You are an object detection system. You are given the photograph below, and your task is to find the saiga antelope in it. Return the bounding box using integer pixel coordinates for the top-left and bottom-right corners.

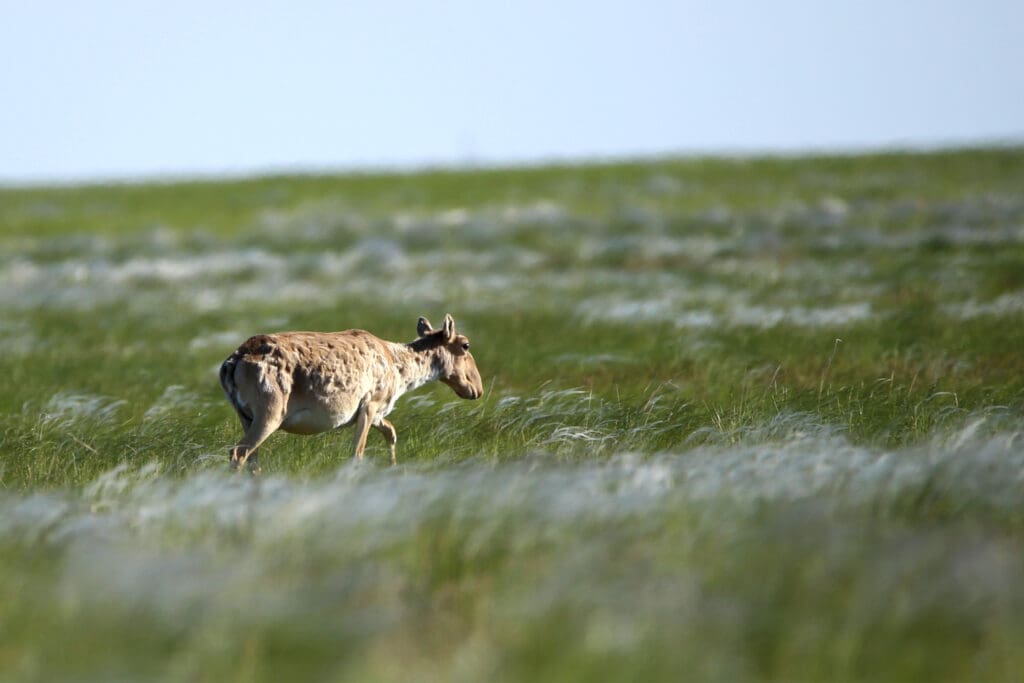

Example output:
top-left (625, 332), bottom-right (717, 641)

top-left (219, 314), bottom-right (483, 472)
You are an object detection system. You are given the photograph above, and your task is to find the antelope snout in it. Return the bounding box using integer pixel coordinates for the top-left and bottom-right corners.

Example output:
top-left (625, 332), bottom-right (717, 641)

top-left (459, 385), bottom-right (482, 400)
top-left (449, 378), bottom-right (483, 400)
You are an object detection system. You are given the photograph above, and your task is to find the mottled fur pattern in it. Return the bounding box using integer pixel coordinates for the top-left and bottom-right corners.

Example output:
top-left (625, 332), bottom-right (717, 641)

top-left (220, 314), bottom-right (482, 472)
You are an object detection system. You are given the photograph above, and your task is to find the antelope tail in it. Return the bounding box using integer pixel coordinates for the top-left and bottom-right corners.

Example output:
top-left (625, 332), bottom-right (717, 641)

top-left (219, 352), bottom-right (249, 419)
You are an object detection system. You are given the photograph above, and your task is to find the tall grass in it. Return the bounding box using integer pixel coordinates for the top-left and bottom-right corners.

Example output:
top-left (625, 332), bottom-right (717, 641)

top-left (1, 148), bottom-right (1024, 680)
top-left (3, 413), bottom-right (1024, 681)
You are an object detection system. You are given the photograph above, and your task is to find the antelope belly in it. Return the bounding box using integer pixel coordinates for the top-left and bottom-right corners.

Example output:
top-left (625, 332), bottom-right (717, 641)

top-left (280, 408), bottom-right (349, 435)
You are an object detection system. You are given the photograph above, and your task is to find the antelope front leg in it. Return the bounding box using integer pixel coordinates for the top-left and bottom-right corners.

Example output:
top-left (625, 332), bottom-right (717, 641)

top-left (374, 419), bottom-right (398, 465)
top-left (352, 401), bottom-right (378, 461)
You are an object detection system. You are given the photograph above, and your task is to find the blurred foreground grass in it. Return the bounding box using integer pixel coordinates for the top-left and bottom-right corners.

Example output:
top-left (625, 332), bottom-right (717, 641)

top-left (1, 148), bottom-right (1024, 681)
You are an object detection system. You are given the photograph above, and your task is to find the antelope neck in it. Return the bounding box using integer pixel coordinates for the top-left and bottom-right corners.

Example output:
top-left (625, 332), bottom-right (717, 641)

top-left (392, 342), bottom-right (447, 394)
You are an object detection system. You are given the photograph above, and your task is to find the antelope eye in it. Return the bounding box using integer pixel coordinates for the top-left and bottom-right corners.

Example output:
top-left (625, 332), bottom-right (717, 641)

top-left (462, 342), bottom-right (470, 351)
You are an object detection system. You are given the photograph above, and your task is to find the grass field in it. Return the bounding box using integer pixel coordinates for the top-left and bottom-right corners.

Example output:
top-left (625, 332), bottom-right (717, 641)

top-left (2, 148), bottom-right (1024, 681)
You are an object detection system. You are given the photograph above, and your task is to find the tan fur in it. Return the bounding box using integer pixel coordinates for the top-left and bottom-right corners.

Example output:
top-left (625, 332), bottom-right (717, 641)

top-left (220, 314), bottom-right (483, 472)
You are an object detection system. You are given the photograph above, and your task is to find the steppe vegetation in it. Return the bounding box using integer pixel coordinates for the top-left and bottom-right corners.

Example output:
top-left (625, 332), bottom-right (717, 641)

top-left (1, 148), bottom-right (1023, 681)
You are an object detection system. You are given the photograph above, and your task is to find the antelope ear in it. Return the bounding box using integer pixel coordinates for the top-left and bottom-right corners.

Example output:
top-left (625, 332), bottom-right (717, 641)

top-left (417, 317), bottom-right (433, 337)
top-left (442, 314), bottom-right (456, 341)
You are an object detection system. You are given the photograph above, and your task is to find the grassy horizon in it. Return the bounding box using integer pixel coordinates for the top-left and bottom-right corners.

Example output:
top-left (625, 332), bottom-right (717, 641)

top-left (2, 147), bottom-right (1024, 681)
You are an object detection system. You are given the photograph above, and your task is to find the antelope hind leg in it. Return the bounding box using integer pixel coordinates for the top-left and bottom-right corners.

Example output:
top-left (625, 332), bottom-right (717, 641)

top-left (230, 398), bottom-right (284, 473)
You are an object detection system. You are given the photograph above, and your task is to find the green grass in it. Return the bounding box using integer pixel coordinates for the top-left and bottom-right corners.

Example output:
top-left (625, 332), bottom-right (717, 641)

top-left (1, 147), bottom-right (1024, 681)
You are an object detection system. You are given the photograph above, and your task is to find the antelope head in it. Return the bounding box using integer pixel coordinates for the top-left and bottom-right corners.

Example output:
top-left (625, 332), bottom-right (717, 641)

top-left (416, 314), bottom-right (483, 400)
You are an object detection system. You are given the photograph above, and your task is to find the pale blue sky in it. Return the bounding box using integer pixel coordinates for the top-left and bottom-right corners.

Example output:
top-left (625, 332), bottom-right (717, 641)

top-left (2, 1), bottom-right (1022, 182)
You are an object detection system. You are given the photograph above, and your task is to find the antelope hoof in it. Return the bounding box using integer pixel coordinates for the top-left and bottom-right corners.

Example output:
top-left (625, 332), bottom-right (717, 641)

top-left (229, 448), bottom-right (250, 471)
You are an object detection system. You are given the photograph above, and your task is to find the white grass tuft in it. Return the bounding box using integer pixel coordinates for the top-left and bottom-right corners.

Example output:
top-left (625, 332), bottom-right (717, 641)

top-left (143, 385), bottom-right (206, 421)
top-left (942, 290), bottom-right (1024, 319)
top-left (41, 392), bottom-right (126, 427)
